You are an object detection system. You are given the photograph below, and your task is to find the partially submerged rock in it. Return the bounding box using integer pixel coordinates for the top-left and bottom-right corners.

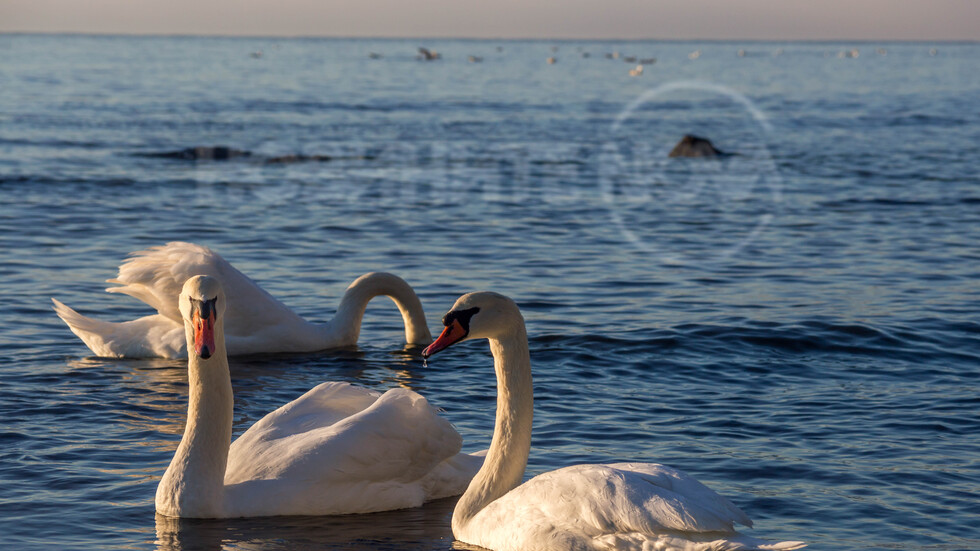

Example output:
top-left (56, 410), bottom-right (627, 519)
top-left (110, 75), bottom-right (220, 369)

top-left (264, 154), bottom-right (378, 164)
top-left (264, 154), bottom-right (336, 164)
top-left (138, 147), bottom-right (378, 164)
top-left (142, 146), bottom-right (252, 161)
top-left (668, 135), bottom-right (725, 158)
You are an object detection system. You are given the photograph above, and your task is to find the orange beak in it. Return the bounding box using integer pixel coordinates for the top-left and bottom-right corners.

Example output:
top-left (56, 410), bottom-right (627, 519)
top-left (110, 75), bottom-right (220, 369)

top-left (192, 308), bottom-right (216, 359)
top-left (422, 320), bottom-right (467, 358)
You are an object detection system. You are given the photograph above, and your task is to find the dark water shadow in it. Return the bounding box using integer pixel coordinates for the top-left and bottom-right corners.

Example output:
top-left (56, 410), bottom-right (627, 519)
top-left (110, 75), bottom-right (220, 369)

top-left (154, 496), bottom-right (460, 550)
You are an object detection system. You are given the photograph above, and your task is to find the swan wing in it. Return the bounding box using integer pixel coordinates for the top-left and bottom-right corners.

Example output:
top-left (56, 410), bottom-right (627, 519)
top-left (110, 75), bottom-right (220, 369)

top-left (466, 463), bottom-right (803, 551)
top-left (106, 241), bottom-right (307, 335)
top-left (223, 382), bottom-right (468, 515)
top-left (605, 462), bottom-right (754, 529)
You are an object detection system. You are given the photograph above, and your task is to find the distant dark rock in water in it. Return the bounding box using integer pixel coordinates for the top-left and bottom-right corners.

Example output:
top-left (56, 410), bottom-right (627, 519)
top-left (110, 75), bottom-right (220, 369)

top-left (368, 52), bottom-right (382, 59)
top-left (142, 146), bottom-right (252, 161)
top-left (264, 153), bottom-right (376, 164)
top-left (668, 135), bottom-right (726, 158)
top-left (265, 154), bottom-right (335, 164)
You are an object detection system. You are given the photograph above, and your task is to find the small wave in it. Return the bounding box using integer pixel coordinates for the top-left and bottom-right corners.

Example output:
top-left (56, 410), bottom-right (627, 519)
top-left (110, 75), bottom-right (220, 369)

top-left (530, 317), bottom-right (974, 366)
top-left (0, 137), bottom-right (106, 148)
top-left (820, 197), bottom-right (946, 210)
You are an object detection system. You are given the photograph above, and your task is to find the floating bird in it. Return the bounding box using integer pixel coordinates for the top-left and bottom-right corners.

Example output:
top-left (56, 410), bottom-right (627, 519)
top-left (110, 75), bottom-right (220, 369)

top-left (155, 276), bottom-right (482, 518)
top-left (52, 242), bottom-right (431, 358)
top-left (418, 47), bottom-right (440, 60)
top-left (422, 292), bottom-right (806, 551)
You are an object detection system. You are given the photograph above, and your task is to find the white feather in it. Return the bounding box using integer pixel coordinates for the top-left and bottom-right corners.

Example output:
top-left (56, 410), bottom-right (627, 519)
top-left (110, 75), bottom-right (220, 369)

top-left (53, 242), bottom-right (431, 358)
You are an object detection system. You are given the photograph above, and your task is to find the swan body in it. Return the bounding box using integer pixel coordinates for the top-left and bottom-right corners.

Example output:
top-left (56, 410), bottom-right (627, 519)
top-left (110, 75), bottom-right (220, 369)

top-left (155, 275), bottom-right (481, 518)
top-left (422, 292), bottom-right (805, 551)
top-left (52, 242), bottom-right (431, 358)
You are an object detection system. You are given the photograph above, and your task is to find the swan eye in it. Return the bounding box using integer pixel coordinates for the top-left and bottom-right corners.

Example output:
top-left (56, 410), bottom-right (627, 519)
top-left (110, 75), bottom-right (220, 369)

top-left (442, 307), bottom-right (479, 329)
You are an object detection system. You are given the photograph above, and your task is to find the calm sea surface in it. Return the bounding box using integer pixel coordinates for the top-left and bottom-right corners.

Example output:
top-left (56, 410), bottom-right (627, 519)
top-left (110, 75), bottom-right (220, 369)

top-left (1, 35), bottom-right (978, 550)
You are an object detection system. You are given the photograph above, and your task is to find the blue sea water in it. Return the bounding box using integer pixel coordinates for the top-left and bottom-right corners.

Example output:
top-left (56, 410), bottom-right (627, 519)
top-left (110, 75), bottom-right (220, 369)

top-left (0, 34), bottom-right (978, 550)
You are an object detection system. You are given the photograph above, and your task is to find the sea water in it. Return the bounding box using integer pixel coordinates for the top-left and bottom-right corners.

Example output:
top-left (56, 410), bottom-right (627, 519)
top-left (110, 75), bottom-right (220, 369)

top-left (0, 35), bottom-right (978, 550)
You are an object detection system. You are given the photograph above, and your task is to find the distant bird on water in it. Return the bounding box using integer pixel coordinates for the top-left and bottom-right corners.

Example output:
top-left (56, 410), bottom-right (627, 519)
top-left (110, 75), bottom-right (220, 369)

top-left (418, 47), bottom-right (440, 60)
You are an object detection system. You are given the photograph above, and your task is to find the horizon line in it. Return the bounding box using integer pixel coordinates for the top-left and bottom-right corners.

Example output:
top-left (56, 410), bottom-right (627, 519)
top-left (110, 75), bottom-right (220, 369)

top-left (1, 30), bottom-right (976, 44)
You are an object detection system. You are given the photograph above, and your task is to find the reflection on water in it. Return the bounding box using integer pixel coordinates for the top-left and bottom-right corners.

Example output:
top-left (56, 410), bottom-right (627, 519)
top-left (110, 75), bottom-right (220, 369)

top-left (155, 497), bottom-right (459, 551)
top-left (66, 357), bottom-right (190, 441)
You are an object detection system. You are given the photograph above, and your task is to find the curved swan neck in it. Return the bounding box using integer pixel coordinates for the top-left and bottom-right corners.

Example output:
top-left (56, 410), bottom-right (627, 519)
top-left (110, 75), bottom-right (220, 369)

top-left (453, 324), bottom-right (533, 533)
top-left (327, 272), bottom-right (432, 345)
top-left (156, 322), bottom-right (232, 518)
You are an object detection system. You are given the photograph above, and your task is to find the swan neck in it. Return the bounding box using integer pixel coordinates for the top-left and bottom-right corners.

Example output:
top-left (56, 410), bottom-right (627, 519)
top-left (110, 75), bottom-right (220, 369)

top-left (453, 327), bottom-right (533, 533)
top-left (328, 272), bottom-right (431, 346)
top-left (156, 323), bottom-right (232, 517)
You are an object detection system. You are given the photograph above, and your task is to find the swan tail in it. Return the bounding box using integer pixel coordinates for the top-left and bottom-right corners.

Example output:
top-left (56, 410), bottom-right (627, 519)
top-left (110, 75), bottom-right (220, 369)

top-left (52, 298), bottom-right (123, 357)
top-left (51, 298), bottom-right (184, 359)
top-left (713, 534), bottom-right (806, 551)
top-left (595, 532), bottom-right (806, 551)
top-left (421, 449), bottom-right (487, 501)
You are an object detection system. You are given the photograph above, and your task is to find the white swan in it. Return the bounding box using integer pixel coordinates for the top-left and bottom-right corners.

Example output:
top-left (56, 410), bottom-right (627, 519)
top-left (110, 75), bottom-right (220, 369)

top-left (422, 292), bottom-right (805, 551)
top-left (155, 275), bottom-right (482, 518)
top-left (52, 242), bottom-right (431, 358)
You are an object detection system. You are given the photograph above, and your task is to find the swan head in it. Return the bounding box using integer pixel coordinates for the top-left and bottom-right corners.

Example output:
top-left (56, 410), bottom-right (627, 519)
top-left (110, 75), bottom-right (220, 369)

top-left (178, 275), bottom-right (226, 360)
top-left (422, 292), bottom-right (523, 357)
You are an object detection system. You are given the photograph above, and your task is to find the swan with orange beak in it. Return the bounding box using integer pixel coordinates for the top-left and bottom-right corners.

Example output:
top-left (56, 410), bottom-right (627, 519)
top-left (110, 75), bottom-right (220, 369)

top-left (419, 292), bottom-right (804, 551)
top-left (156, 275), bottom-right (483, 519)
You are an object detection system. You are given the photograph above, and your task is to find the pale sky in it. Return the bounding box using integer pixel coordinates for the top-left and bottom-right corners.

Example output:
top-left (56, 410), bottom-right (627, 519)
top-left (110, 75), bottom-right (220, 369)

top-left (1, 0), bottom-right (978, 41)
